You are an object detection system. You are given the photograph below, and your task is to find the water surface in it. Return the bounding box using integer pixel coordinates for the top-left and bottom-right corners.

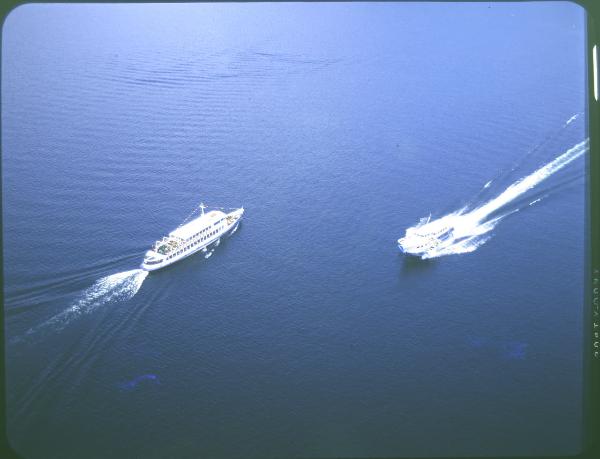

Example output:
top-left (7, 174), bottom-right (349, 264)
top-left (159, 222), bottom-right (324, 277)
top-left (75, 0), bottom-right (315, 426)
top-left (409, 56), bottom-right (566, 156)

top-left (2, 3), bottom-right (588, 458)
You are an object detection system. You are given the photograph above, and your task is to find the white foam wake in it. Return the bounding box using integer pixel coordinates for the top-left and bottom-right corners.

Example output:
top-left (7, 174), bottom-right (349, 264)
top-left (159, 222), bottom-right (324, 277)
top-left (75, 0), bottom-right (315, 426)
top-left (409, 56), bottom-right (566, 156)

top-left (566, 113), bottom-right (579, 125)
top-left (398, 138), bottom-right (589, 259)
top-left (19, 269), bottom-right (148, 341)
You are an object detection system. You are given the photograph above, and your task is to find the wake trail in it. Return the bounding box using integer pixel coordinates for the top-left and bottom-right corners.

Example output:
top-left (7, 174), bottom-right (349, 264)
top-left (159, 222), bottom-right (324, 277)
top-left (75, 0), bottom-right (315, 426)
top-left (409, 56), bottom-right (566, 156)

top-left (500, 169), bottom-right (584, 212)
top-left (468, 139), bottom-right (587, 222)
top-left (12, 269), bottom-right (148, 344)
top-left (468, 112), bottom-right (584, 205)
top-left (566, 113), bottom-right (580, 125)
top-left (398, 138), bottom-right (589, 259)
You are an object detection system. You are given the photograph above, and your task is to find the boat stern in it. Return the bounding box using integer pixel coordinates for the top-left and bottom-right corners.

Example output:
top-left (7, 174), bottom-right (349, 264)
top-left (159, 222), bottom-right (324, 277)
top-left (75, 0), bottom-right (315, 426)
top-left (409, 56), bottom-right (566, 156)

top-left (141, 250), bottom-right (165, 271)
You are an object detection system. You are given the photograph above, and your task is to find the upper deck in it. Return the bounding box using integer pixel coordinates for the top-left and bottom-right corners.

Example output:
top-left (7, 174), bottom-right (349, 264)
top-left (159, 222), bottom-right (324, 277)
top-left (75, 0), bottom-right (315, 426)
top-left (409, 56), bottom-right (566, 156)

top-left (169, 210), bottom-right (226, 241)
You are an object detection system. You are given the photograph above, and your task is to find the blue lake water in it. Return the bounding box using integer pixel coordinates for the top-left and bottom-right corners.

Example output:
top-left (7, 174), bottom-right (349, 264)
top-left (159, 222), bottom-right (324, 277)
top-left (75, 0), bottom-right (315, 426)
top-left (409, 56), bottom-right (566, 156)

top-left (2, 2), bottom-right (589, 458)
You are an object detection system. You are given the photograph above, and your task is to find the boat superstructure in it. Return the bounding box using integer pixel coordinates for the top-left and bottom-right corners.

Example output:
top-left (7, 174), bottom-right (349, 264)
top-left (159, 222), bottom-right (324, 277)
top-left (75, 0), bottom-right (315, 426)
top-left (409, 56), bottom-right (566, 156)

top-left (141, 203), bottom-right (244, 271)
top-left (397, 214), bottom-right (455, 257)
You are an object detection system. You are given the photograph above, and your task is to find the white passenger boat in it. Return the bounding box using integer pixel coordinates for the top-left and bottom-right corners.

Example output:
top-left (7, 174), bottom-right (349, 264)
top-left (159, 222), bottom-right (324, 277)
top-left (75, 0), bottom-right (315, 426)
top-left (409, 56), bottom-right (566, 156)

top-left (397, 214), bottom-right (453, 257)
top-left (141, 203), bottom-right (244, 271)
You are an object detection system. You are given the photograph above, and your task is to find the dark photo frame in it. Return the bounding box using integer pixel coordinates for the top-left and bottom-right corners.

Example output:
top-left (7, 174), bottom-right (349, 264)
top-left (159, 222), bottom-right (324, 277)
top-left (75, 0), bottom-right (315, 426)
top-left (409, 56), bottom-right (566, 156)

top-left (1, 1), bottom-right (599, 458)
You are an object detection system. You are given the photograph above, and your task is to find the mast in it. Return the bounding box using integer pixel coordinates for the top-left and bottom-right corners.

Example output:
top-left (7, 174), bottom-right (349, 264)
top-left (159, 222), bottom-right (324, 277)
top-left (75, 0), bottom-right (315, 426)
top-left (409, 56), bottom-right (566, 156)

top-left (199, 202), bottom-right (207, 217)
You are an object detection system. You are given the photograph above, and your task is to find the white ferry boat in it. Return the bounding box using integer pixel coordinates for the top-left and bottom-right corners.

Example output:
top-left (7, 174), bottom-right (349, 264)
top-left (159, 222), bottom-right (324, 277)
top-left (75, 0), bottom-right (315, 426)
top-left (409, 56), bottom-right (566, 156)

top-left (397, 214), bottom-right (453, 257)
top-left (141, 203), bottom-right (244, 271)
